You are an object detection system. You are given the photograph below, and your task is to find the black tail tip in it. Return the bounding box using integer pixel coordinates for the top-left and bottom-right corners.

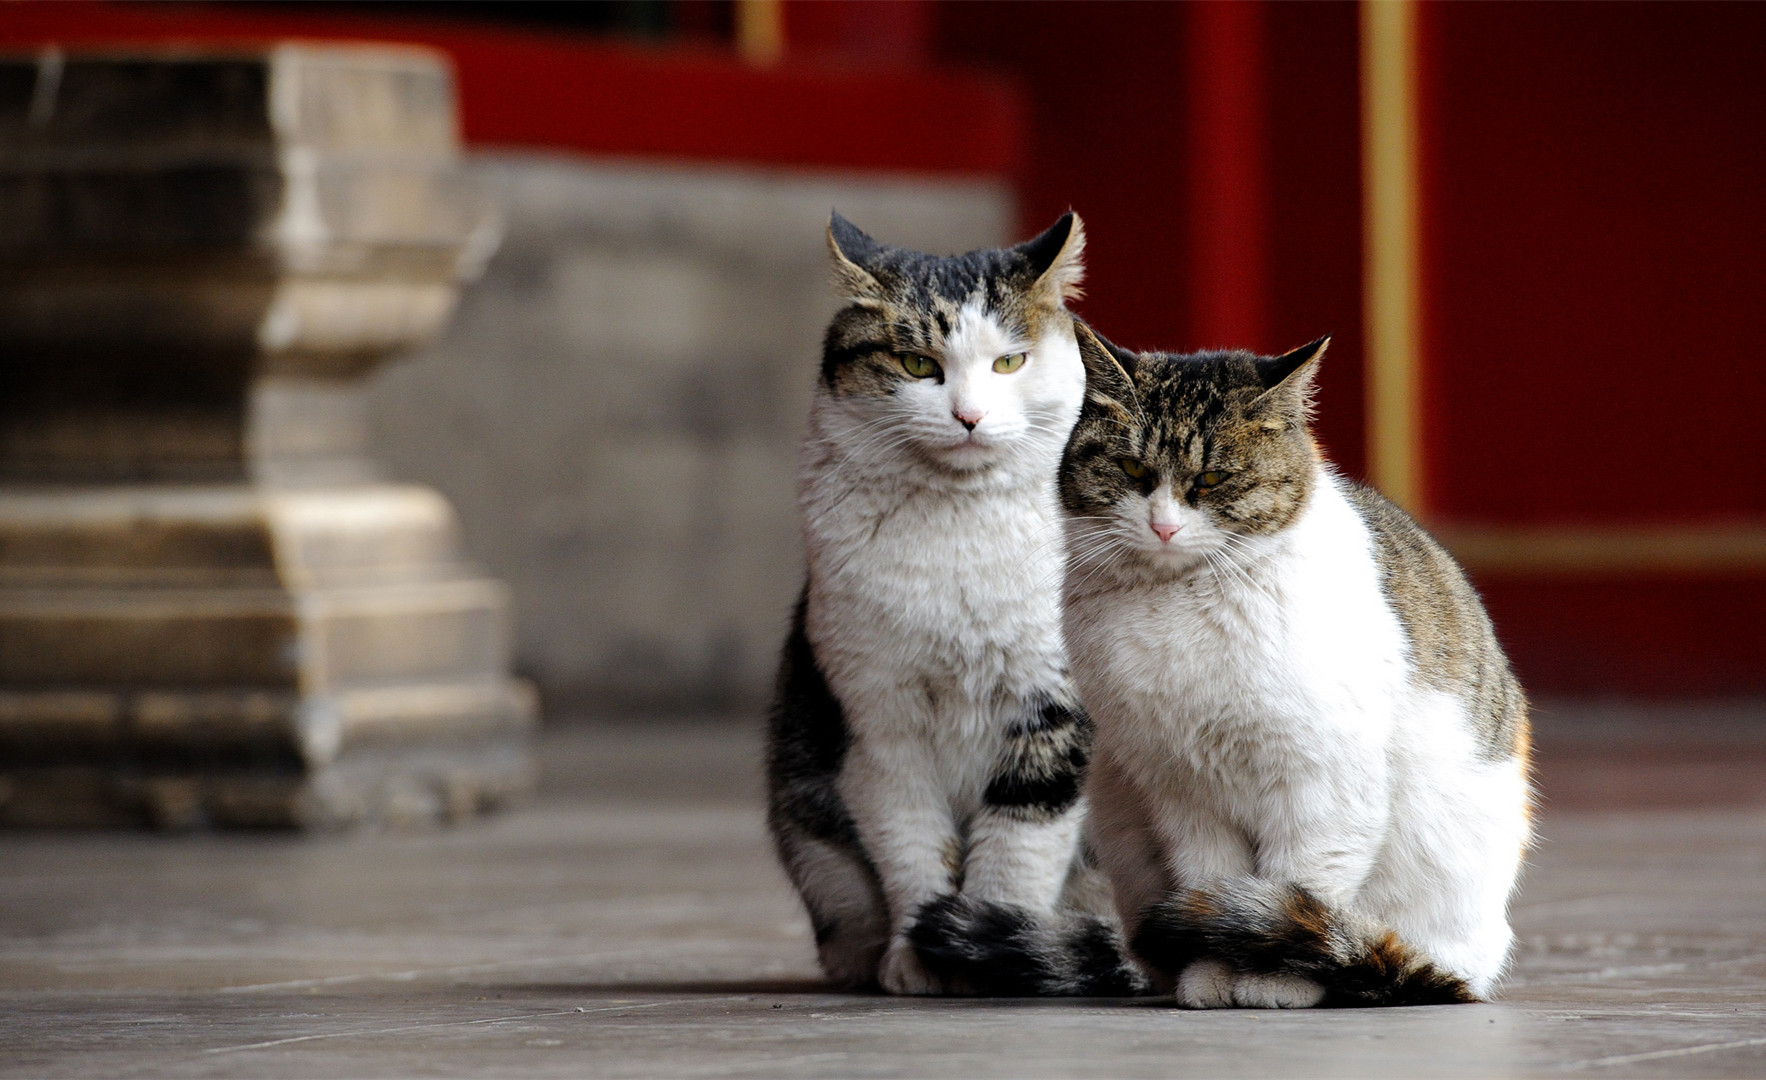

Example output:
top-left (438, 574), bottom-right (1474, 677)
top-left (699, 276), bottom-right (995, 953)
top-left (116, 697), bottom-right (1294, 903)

top-left (907, 895), bottom-right (1043, 996)
top-left (1134, 884), bottom-right (1480, 1008)
top-left (907, 895), bottom-right (1027, 966)
top-left (910, 895), bottom-right (1149, 998)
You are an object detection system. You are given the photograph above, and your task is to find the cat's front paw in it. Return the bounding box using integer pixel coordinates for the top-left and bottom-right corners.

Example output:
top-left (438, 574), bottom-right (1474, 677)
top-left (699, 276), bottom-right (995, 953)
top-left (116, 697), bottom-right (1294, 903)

top-left (878, 937), bottom-right (944, 996)
top-left (1229, 971), bottom-right (1325, 1009)
top-left (1174, 958), bottom-right (1237, 1008)
top-left (1174, 959), bottom-right (1325, 1009)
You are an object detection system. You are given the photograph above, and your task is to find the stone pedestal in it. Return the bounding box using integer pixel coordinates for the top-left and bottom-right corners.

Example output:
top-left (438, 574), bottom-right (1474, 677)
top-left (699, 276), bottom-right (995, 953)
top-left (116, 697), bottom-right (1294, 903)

top-left (0, 46), bottom-right (536, 828)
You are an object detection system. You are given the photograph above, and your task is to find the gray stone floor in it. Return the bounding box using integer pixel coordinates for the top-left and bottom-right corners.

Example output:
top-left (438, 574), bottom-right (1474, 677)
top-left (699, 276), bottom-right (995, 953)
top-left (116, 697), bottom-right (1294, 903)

top-left (3, 710), bottom-right (1765, 1079)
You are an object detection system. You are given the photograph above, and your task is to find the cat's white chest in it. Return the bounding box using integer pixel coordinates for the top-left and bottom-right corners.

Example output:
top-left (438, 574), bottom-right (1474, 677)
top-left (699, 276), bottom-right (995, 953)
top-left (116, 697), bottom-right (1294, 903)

top-left (1065, 486), bottom-right (1409, 791)
top-left (807, 474), bottom-right (1068, 702)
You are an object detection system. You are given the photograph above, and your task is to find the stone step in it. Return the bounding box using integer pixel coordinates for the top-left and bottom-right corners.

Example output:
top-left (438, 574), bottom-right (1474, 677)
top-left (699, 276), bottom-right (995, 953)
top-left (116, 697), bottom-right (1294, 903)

top-left (0, 675), bottom-right (538, 829)
top-left (0, 678), bottom-right (537, 766)
top-left (0, 483), bottom-right (468, 587)
top-left (0, 577), bottom-right (513, 688)
top-left (0, 739), bottom-right (536, 830)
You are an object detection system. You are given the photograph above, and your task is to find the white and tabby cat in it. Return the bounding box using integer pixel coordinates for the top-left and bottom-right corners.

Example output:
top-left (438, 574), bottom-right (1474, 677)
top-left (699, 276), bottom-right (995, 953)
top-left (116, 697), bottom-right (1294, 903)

top-left (766, 212), bottom-right (1134, 996)
top-left (917, 324), bottom-right (1532, 1006)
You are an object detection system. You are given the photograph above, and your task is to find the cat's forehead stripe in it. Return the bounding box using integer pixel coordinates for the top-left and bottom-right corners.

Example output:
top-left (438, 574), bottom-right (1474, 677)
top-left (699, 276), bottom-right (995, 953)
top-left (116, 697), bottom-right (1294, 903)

top-left (945, 299), bottom-right (1018, 358)
top-left (1131, 353), bottom-right (1263, 442)
top-left (864, 244), bottom-right (1039, 322)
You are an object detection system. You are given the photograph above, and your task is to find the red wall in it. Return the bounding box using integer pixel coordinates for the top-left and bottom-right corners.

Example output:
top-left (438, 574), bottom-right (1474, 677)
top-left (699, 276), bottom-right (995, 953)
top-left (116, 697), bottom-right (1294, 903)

top-left (1421, 2), bottom-right (1766, 527)
top-left (1418, 2), bottom-right (1766, 695)
top-left (1261, 3), bottom-right (1367, 483)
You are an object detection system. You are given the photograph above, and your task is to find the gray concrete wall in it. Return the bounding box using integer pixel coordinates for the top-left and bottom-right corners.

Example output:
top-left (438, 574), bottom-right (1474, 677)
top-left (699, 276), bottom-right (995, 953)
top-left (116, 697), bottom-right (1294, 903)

top-left (366, 153), bottom-right (1012, 713)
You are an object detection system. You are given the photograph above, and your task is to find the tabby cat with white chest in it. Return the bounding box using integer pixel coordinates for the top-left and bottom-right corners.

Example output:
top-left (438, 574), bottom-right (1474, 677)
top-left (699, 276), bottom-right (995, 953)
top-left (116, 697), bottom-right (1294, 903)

top-left (916, 324), bottom-right (1532, 1006)
top-left (767, 213), bottom-right (1133, 995)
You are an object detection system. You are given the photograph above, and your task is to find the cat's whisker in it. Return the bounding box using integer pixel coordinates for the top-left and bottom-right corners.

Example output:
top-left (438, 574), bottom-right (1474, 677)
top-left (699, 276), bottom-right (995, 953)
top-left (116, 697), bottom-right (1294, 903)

top-left (1210, 534), bottom-right (1289, 609)
top-left (834, 428), bottom-right (927, 466)
top-left (1056, 532), bottom-right (1118, 575)
top-left (1200, 541), bottom-right (1286, 615)
top-left (1058, 525), bottom-right (1133, 597)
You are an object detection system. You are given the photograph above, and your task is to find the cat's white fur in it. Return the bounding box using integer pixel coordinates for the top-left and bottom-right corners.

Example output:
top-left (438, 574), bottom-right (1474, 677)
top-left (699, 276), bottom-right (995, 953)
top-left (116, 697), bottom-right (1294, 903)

top-left (800, 300), bottom-right (1087, 994)
top-left (1066, 467), bottom-right (1532, 1006)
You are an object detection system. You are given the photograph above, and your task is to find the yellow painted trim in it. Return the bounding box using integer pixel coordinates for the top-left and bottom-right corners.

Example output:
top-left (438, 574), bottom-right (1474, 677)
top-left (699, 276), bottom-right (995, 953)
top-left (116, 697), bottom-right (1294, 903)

top-left (1361, 0), bottom-right (1422, 514)
top-left (736, 0), bottom-right (785, 67)
top-left (1358, 5), bottom-right (1758, 577)
top-left (1435, 524), bottom-right (1766, 575)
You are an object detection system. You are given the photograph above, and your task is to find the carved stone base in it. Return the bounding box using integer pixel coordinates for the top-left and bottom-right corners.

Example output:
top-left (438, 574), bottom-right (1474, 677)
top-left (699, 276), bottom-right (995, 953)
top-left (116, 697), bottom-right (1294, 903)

top-left (0, 46), bottom-right (533, 828)
top-left (0, 697), bottom-right (535, 830)
top-left (0, 483), bottom-right (537, 829)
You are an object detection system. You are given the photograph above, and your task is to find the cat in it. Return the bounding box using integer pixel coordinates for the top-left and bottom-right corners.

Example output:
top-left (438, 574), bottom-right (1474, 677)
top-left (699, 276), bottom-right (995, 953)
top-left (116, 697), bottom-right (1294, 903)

top-left (765, 211), bottom-right (1140, 996)
top-left (915, 323), bottom-right (1532, 1006)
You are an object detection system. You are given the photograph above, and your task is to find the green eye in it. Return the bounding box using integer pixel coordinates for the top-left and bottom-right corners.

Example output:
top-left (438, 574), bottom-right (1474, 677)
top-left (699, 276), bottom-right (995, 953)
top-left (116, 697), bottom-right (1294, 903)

top-left (993, 352), bottom-right (1027, 373)
top-left (1197, 470), bottom-right (1231, 489)
top-left (899, 353), bottom-right (941, 379)
top-left (1120, 459), bottom-right (1148, 479)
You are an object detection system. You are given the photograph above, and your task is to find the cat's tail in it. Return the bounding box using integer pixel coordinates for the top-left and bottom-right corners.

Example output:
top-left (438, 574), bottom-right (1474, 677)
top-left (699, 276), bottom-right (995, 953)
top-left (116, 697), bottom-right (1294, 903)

top-left (908, 895), bottom-right (1152, 997)
top-left (1131, 882), bottom-right (1479, 1007)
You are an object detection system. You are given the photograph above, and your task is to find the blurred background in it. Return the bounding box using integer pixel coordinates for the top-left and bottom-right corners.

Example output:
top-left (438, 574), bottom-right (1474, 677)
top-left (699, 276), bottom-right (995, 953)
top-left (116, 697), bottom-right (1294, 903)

top-left (4, 0), bottom-right (1763, 718)
top-left (5, 8), bottom-right (1763, 1072)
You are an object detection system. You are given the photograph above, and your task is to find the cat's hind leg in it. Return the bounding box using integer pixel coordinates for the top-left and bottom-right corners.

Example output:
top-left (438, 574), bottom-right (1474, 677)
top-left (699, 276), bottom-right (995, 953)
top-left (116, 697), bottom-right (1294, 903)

top-left (1364, 745), bottom-right (1533, 999)
top-left (772, 819), bottom-right (889, 988)
top-left (767, 595), bottom-right (890, 989)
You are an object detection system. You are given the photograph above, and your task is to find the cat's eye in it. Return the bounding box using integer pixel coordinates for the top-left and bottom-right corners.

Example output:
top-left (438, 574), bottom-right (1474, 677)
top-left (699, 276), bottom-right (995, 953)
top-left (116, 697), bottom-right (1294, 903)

top-left (899, 353), bottom-right (941, 379)
top-left (1197, 470), bottom-right (1232, 489)
top-left (1119, 459), bottom-right (1148, 479)
top-left (993, 352), bottom-right (1028, 374)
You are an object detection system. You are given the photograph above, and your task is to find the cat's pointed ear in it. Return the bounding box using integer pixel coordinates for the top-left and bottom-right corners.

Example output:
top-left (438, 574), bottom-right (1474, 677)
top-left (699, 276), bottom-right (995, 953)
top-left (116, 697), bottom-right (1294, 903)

top-left (827, 211), bottom-right (886, 301)
top-left (1074, 320), bottom-right (1138, 410)
top-left (1017, 211), bottom-right (1086, 305)
top-left (1253, 336), bottom-right (1329, 413)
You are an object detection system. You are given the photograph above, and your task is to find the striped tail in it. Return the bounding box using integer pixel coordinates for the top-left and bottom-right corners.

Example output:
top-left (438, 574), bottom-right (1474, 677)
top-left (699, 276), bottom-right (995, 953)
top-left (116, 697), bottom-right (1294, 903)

top-left (908, 895), bottom-right (1151, 997)
top-left (1131, 882), bottom-right (1478, 1007)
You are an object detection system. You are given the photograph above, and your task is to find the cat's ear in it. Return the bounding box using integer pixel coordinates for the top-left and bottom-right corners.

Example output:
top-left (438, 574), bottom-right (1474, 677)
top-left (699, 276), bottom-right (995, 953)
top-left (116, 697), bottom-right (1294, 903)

top-left (1252, 336), bottom-right (1329, 414)
top-left (1074, 320), bottom-right (1138, 411)
top-left (827, 211), bottom-right (886, 301)
top-left (1017, 211), bottom-right (1086, 305)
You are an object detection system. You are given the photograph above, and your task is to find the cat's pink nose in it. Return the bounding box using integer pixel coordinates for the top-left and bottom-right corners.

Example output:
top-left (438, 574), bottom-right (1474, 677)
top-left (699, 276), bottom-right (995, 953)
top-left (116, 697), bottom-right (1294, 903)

top-left (954, 407), bottom-right (985, 431)
top-left (1151, 522), bottom-right (1182, 543)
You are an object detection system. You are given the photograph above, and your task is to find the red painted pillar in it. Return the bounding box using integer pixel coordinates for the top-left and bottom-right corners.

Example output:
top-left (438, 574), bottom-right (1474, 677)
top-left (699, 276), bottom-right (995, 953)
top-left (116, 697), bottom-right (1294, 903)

top-left (1186, 0), bottom-right (1268, 351)
top-left (783, 0), bottom-right (934, 67)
